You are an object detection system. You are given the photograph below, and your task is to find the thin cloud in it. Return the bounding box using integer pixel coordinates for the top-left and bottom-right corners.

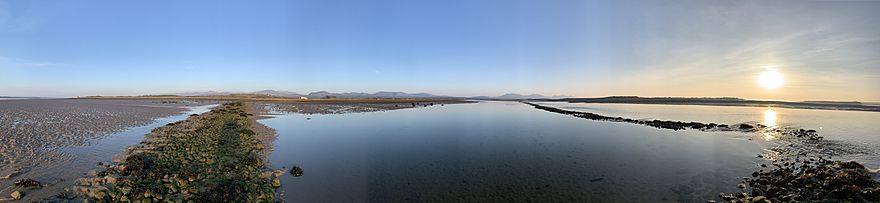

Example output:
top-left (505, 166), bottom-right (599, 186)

top-left (0, 56), bottom-right (69, 68)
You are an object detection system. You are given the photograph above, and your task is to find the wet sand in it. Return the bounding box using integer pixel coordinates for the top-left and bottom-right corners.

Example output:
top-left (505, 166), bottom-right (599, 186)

top-left (246, 103), bottom-right (278, 158)
top-left (0, 99), bottom-right (209, 201)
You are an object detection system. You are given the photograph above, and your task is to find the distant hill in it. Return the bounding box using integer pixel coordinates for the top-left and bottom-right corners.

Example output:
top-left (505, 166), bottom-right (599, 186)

top-left (174, 90), bottom-right (445, 99)
top-left (0, 96), bottom-right (44, 99)
top-left (251, 90), bottom-right (304, 98)
top-left (802, 101), bottom-right (863, 105)
top-left (176, 91), bottom-right (234, 96)
top-left (542, 96), bottom-right (880, 112)
top-left (472, 93), bottom-right (573, 100)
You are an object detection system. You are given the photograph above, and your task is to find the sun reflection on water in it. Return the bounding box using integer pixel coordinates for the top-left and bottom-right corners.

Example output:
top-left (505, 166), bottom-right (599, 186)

top-left (763, 109), bottom-right (777, 127)
top-left (762, 108), bottom-right (779, 140)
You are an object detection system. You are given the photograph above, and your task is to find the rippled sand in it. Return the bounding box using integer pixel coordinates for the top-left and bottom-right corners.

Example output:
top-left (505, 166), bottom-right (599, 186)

top-left (0, 99), bottom-right (205, 200)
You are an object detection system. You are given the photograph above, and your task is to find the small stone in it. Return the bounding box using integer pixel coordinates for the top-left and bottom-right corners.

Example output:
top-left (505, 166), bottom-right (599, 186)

top-left (751, 196), bottom-right (767, 202)
top-left (11, 191), bottom-right (23, 200)
top-left (259, 171), bottom-right (273, 179)
top-left (271, 178), bottom-right (281, 188)
top-left (105, 176), bottom-right (118, 184)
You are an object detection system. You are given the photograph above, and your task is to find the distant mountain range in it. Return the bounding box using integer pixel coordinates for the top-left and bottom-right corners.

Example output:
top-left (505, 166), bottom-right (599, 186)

top-left (542, 96), bottom-right (880, 112)
top-left (173, 90), bottom-right (571, 100)
top-left (175, 90), bottom-right (446, 99)
top-left (473, 93), bottom-right (571, 100)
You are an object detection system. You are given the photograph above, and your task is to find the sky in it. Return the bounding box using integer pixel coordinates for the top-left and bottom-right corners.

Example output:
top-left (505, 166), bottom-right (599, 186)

top-left (1, 0), bottom-right (878, 101)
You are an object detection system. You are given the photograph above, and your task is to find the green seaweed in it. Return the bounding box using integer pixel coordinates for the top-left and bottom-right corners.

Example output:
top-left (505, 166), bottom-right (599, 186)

top-left (77, 102), bottom-right (277, 202)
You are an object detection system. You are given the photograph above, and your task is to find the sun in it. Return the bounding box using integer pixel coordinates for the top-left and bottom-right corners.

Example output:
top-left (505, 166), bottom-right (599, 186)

top-left (758, 70), bottom-right (784, 90)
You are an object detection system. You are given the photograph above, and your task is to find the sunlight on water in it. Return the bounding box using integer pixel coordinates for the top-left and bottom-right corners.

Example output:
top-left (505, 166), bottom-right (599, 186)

top-left (762, 108), bottom-right (778, 140)
top-left (763, 109), bottom-right (777, 127)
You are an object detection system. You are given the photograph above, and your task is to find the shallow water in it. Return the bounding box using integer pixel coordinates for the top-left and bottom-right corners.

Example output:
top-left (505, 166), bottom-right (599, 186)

top-left (62, 104), bottom-right (217, 164)
top-left (538, 102), bottom-right (880, 168)
top-left (260, 101), bottom-right (767, 202)
top-left (0, 104), bottom-right (215, 201)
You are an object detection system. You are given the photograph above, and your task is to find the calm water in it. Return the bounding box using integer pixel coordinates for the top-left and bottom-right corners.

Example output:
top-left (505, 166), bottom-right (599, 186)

top-left (260, 101), bottom-right (768, 202)
top-left (537, 102), bottom-right (880, 169)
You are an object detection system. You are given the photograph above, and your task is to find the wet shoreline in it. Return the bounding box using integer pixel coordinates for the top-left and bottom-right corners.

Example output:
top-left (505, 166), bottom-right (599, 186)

top-left (0, 102), bottom-right (216, 201)
top-left (0, 99), bottom-right (202, 201)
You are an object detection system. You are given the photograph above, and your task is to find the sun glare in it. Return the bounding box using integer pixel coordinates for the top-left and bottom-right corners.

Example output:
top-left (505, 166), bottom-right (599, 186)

top-left (763, 109), bottom-right (777, 127)
top-left (758, 70), bottom-right (784, 90)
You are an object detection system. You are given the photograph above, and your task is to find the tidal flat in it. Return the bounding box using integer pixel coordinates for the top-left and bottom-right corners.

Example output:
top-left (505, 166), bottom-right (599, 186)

top-left (1, 98), bottom-right (877, 202)
top-left (0, 99), bottom-right (216, 201)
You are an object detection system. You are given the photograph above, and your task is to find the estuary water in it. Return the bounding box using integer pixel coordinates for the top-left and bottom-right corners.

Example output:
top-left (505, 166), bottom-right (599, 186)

top-left (260, 101), bottom-right (772, 202)
top-left (537, 102), bottom-right (880, 169)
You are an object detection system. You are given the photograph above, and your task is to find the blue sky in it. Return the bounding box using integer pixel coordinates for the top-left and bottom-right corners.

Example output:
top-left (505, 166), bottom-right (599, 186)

top-left (1, 0), bottom-right (878, 101)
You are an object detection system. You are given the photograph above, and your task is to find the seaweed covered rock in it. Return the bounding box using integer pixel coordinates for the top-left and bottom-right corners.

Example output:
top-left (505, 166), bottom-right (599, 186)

top-left (76, 102), bottom-right (277, 202)
top-left (13, 178), bottom-right (42, 189)
top-left (724, 160), bottom-right (880, 202)
top-left (291, 166), bottom-right (304, 177)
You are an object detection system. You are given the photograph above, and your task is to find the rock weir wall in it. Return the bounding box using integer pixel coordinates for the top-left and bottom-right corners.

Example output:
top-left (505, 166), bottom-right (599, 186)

top-left (74, 102), bottom-right (279, 202)
top-left (523, 102), bottom-right (822, 140)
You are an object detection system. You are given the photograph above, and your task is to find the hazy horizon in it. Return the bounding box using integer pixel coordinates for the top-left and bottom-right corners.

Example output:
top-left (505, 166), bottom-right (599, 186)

top-left (2, 0), bottom-right (879, 101)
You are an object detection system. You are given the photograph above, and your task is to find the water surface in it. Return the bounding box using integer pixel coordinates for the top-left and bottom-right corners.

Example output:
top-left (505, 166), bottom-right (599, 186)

top-left (538, 102), bottom-right (880, 168)
top-left (261, 101), bottom-right (765, 202)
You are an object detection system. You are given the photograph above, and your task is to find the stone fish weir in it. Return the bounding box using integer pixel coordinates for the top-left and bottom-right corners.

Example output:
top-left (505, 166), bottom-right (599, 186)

top-left (523, 102), bottom-right (822, 140)
top-left (524, 102), bottom-right (880, 202)
top-left (70, 102), bottom-right (281, 202)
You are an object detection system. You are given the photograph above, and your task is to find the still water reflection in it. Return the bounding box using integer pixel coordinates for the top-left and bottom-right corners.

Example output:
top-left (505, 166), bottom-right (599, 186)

top-left (540, 102), bottom-right (880, 169)
top-left (260, 102), bottom-right (764, 202)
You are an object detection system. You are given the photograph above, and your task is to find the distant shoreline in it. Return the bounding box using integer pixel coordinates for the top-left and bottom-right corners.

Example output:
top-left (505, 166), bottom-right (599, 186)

top-left (75, 95), bottom-right (473, 104)
top-left (535, 96), bottom-right (880, 112)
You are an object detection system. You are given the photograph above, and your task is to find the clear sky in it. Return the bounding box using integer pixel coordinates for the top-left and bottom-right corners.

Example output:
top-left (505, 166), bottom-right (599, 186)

top-left (1, 0), bottom-right (878, 101)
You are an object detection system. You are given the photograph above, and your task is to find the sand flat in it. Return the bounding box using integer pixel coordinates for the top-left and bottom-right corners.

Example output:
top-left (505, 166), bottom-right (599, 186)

top-left (0, 99), bottom-right (199, 200)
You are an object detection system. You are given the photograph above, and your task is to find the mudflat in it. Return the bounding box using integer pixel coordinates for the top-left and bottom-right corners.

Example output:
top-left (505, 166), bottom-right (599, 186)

top-left (0, 99), bottom-right (202, 200)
